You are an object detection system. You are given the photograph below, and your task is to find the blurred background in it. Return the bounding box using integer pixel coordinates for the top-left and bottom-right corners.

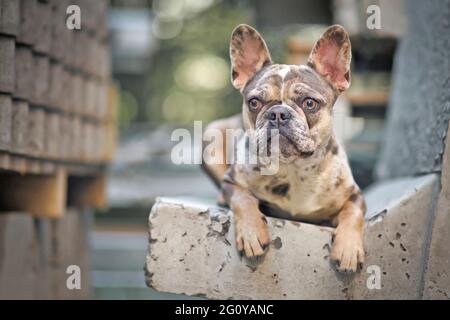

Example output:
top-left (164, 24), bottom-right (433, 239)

top-left (93, 0), bottom-right (407, 299)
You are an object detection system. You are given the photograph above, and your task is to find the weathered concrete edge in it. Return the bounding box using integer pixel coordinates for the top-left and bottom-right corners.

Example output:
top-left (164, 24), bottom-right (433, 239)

top-left (422, 121), bottom-right (450, 299)
top-left (145, 174), bottom-right (440, 299)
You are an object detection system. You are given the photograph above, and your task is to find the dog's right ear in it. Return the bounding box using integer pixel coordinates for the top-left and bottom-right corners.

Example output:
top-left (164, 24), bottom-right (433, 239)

top-left (230, 24), bottom-right (272, 90)
top-left (307, 25), bottom-right (351, 93)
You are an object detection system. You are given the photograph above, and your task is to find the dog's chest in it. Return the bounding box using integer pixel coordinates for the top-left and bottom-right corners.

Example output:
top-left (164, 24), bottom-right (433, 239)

top-left (243, 163), bottom-right (336, 220)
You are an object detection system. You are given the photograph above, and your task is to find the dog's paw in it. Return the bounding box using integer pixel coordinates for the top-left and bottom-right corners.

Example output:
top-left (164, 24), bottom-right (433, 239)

top-left (331, 228), bottom-right (364, 273)
top-left (235, 215), bottom-right (270, 259)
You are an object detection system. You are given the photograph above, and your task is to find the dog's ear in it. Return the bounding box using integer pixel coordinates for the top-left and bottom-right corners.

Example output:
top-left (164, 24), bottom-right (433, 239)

top-left (230, 24), bottom-right (272, 90)
top-left (307, 25), bottom-right (351, 93)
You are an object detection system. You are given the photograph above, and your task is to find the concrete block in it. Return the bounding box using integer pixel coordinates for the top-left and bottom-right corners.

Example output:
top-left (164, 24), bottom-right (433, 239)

top-left (85, 35), bottom-right (97, 77)
top-left (0, 93), bottom-right (12, 151)
top-left (98, 43), bottom-right (111, 81)
top-left (70, 30), bottom-right (82, 70)
top-left (145, 174), bottom-right (439, 299)
top-left (59, 115), bottom-right (70, 159)
top-left (44, 112), bottom-right (59, 158)
top-left (60, 68), bottom-right (70, 111)
top-left (32, 54), bottom-right (49, 106)
top-left (83, 79), bottom-right (96, 116)
top-left (96, 82), bottom-right (108, 120)
top-left (376, 0), bottom-right (450, 178)
top-left (33, 1), bottom-right (51, 54)
top-left (81, 122), bottom-right (96, 161)
top-left (0, 35), bottom-right (14, 93)
top-left (423, 122), bottom-right (450, 299)
top-left (97, 0), bottom-right (109, 40)
top-left (27, 107), bottom-right (45, 156)
top-left (17, 0), bottom-right (37, 45)
top-left (69, 116), bottom-right (82, 160)
top-left (49, 209), bottom-right (92, 299)
top-left (49, 0), bottom-right (69, 61)
top-left (48, 62), bottom-right (64, 109)
top-left (351, 174), bottom-right (440, 299)
top-left (11, 99), bottom-right (29, 154)
top-left (72, 74), bottom-right (84, 114)
top-left (14, 45), bottom-right (33, 100)
top-left (0, 0), bottom-right (20, 36)
top-left (65, 72), bottom-right (76, 112)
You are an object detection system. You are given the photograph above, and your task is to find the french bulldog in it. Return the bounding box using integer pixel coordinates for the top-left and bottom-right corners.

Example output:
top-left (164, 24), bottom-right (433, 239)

top-left (202, 24), bottom-right (365, 273)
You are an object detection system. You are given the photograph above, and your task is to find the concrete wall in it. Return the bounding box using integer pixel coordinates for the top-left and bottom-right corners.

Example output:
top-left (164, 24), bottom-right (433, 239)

top-left (376, 0), bottom-right (450, 179)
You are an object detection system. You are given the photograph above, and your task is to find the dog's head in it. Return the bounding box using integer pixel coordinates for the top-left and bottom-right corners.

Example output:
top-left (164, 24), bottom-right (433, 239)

top-left (230, 24), bottom-right (351, 161)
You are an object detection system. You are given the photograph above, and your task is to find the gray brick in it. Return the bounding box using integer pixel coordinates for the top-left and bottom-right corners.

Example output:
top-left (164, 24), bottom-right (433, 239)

top-left (48, 62), bottom-right (64, 109)
top-left (32, 54), bottom-right (49, 106)
top-left (0, 0), bottom-right (20, 36)
top-left (14, 45), bottom-right (33, 100)
top-left (0, 36), bottom-right (14, 93)
top-left (44, 112), bottom-right (59, 158)
top-left (33, 1), bottom-right (51, 54)
top-left (27, 107), bottom-right (45, 156)
top-left (351, 175), bottom-right (440, 299)
top-left (49, 0), bottom-right (69, 61)
top-left (0, 213), bottom-right (39, 299)
top-left (17, 0), bottom-right (37, 45)
top-left (59, 115), bottom-right (70, 159)
top-left (11, 99), bottom-right (28, 154)
top-left (0, 93), bottom-right (12, 151)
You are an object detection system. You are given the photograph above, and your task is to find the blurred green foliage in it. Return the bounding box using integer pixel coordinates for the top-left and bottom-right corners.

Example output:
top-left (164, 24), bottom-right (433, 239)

top-left (115, 0), bottom-right (289, 128)
top-left (145, 2), bottom-right (249, 126)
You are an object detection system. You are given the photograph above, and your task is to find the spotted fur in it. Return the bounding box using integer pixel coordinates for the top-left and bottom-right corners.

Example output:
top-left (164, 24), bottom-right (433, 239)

top-left (203, 24), bottom-right (365, 272)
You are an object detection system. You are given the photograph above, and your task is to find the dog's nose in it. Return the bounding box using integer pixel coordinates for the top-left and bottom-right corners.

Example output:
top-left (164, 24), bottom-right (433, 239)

top-left (267, 106), bottom-right (292, 125)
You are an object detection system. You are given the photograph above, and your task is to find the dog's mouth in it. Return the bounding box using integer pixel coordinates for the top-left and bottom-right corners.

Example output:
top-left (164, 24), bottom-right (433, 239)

top-left (265, 129), bottom-right (315, 159)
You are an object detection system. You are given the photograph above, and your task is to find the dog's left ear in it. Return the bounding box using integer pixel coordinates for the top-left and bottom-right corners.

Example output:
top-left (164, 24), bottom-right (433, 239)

top-left (230, 24), bottom-right (272, 90)
top-left (307, 25), bottom-right (351, 93)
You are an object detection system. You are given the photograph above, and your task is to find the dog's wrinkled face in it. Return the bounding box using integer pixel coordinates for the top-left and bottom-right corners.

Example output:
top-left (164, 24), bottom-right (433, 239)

top-left (230, 24), bottom-right (351, 161)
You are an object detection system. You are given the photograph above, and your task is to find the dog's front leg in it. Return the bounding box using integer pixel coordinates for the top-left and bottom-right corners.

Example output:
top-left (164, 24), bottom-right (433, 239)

top-left (222, 181), bottom-right (270, 258)
top-left (331, 191), bottom-right (366, 273)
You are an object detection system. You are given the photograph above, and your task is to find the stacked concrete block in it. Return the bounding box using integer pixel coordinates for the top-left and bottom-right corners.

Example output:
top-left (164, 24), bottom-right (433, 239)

top-left (0, 35), bottom-right (14, 93)
top-left (27, 108), bottom-right (45, 157)
top-left (17, 0), bottom-right (37, 46)
top-left (0, 94), bottom-right (12, 151)
top-left (14, 45), bottom-right (33, 100)
top-left (0, 0), bottom-right (116, 168)
top-left (34, 0), bottom-right (52, 54)
top-left (0, 0), bottom-right (19, 37)
top-left (32, 54), bottom-right (50, 106)
top-left (10, 99), bottom-right (28, 154)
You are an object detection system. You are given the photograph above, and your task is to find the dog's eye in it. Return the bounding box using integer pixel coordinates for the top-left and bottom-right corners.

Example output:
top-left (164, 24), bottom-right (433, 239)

top-left (302, 98), bottom-right (319, 112)
top-left (248, 98), bottom-right (262, 111)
